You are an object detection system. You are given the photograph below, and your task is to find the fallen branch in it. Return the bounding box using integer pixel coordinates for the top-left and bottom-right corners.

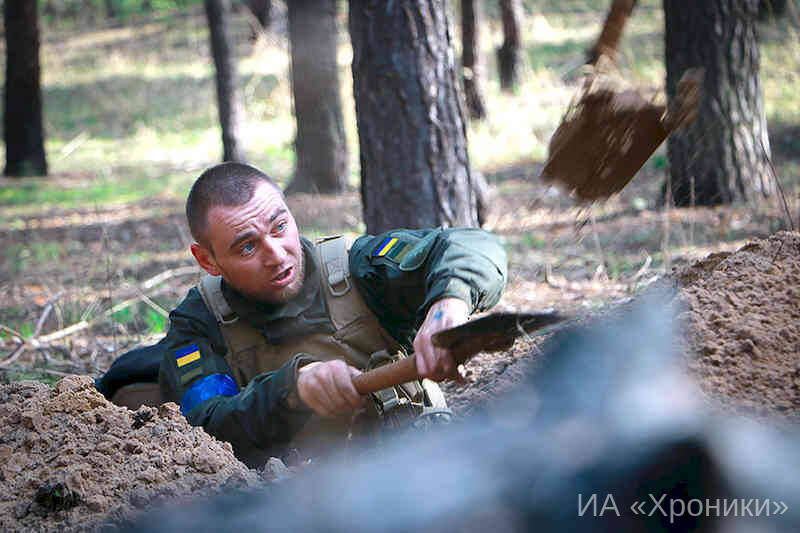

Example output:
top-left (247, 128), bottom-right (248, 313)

top-left (33, 290), bottom-right (65, 338)
top-left (38, 289), bottom-right (169, 344)
top-left (629, 253), bottom-right (652, 282)
top-left (0, 334), bottom-right (80, 368)
top-left (0, 266), bottom-right (197, 358)
top-left (57, 130), bottom-right (90, 161)
top-left (762, 138), bottom-right (796, 232)
top-left (0, 342), bottom-right (26, 368)
top-left (141, 265), bottom-right (199, 290)
top-left (0, 324), bottom-right (25, 341)
top-left (124, 284), bottom-right (169, 318)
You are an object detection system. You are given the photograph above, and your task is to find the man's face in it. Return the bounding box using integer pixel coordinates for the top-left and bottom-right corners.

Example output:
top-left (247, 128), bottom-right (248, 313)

top-left (191, 182), bottom-right (305, 305)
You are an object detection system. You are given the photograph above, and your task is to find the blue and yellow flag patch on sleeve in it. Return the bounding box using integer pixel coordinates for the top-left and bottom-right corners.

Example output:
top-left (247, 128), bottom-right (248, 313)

top-left (373, 236), bottom-right (414, 263)
top-left (175, 344), bottom-right (201, 368)
top-left (374, 237), bottom-right (398, 256)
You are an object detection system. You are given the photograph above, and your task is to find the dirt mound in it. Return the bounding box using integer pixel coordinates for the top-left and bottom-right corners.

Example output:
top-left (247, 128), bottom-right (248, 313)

top-left (3, 231), bottom-right (798, 531)
top-left (0, 376), bottom-right (260, 532)
top-left (675, 231), bottom-right (800, 419)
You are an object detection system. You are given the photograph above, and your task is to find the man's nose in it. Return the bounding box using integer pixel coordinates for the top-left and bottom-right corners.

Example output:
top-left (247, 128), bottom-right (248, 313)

top-left (260, 236), bottom-right (288, 265)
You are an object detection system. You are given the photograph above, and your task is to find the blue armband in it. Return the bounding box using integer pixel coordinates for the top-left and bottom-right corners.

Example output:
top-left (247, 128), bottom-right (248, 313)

top-left (180, 373), bottom-right (239, 416)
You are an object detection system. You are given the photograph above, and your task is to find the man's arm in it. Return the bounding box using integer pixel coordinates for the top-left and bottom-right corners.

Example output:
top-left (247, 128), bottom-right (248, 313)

top-left (158, 288), bottom-right (312, 465)
top-left (413, 297), bottom-right (470, 381)
top-left (159, 288), bottom-right (367, 465)
top-left (349, 227), bottom-right (508, 381)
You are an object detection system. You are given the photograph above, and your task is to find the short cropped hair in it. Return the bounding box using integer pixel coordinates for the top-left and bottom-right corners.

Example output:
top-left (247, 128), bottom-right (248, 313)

top-left (186, 162), bottom-right (281, 252)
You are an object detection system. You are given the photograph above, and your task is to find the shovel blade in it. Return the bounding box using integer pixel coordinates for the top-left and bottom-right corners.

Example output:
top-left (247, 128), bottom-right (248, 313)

top-left (432, 310), bottom-right (568, 365)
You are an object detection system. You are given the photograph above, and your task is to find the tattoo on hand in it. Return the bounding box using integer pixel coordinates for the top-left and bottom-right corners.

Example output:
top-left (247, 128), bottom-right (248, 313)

top-left (433, 309), bottom-right (444, 321)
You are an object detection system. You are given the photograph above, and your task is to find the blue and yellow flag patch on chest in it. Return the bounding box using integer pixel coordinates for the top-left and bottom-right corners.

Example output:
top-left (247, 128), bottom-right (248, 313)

top-left (373, 236), bottom-right (413, 262)
top-left (175, 344), bottom-right (201, 367)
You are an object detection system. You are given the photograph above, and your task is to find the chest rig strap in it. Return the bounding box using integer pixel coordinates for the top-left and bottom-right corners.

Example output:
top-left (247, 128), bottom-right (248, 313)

top-left (317, 235), bottom-right (350, 296)
top-left (199, 275), bottom-right (238, 325)
top-left (196, 237), bottom-right (444, 446)
top-left (196, 236), bottom-right (403, 374)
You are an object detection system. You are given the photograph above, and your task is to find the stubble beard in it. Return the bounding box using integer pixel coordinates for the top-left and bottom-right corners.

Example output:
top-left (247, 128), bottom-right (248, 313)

top-left (274, 251), bottom-right (305, 304)
top-left (256, 250), bottom-right (306, 306)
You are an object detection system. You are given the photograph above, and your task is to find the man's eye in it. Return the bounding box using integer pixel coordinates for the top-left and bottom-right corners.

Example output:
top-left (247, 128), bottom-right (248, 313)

top-left (275, 221), bottom-right (287, 233)
top-left (241, 243), bottom-right (255, 255)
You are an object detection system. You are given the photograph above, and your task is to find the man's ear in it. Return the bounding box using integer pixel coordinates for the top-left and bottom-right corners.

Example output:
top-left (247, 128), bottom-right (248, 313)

top-left (191, 243), bottom-right (221, 276)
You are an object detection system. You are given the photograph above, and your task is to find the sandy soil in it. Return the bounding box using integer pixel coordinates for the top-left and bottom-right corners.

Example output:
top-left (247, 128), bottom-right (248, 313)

top-left (0, 376), bottom-right (261, 532)
top-left (675, 231), bottom-right (800, 420)
top-left (2, 231), bottom-right (798, 532)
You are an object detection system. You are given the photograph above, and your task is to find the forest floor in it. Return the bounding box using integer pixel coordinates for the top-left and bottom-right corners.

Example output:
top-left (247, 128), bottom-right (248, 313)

top-left (1, 161), bottom-right (796, 396)
top-left (1, 167), bottom-right (799, 532)
top-left (1, 1), bottom-right (800, 530)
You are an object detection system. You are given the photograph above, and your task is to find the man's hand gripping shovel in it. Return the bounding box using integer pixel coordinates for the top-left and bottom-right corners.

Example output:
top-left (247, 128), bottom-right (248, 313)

top-left (352, 311), bottom-right (568, 395)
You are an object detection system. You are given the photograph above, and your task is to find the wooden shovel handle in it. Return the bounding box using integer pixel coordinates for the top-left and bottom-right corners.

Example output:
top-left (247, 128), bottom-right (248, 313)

top-left (352, 356), bottom-right (419, 395)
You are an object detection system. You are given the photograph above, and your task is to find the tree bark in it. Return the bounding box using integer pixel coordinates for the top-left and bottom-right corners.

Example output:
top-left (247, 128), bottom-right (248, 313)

top-left (105, 0), bottom-right (119, 19)
top-left (349, 0), bottom-right (479, 234)
top-left (204, 0), bottom-right (246, 163)
top-left (663, 0), bottom-right (772, 206)
top-left (758, 0), bottom-right (788, 20)
top-left (3, 0), bottom-right (48, 177)
top-left (586, 0), bottom-right (638, 65)
top-left (461, 0), bottom-right (487, 120)
top-left (248, 0), bottom-right (272, 30)
top-left (497, 0), bottom-right (522, 91)
top-left (285, 0), bottom-right (348, 194)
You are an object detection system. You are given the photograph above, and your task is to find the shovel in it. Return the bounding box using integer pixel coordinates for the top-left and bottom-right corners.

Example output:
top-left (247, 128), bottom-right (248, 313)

top-left (351, 310), bottom-right (568, 395)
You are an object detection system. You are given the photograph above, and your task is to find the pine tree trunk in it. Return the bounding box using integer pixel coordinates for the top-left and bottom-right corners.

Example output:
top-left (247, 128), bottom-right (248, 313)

top-left (204, 0), bottom-right (245, 163)
top-left (497, 0), bottom-right (522, 91)
top-left (3, 0), bottom-right (48, 177)
top-left (105, 0), bottom-right (119, 19)
top-left (350, 0), bottom-right (478, 234)
top-left (758, 0), bottom-right (788, 20)
top-left (461, 0), bottom-right (487, 120)
top-left (586, 0), bottom-right (638, 65)
top-left (248, 0), bottom-right (271, 29)
top-left (285, 0), bottom-right (348, 194)
top-left (664, 0), bottom-right (772, 206)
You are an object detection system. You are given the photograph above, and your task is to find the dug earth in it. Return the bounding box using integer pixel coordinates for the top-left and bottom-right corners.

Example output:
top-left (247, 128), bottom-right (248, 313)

top-left (0, 230), bottom-right (798, 532)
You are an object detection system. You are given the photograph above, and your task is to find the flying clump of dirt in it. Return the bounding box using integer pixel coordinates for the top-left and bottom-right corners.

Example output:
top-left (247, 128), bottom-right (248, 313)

top-left (0, 376), bottom-right (261, 532)
top-left (674, 231), bottom-right (800, 420)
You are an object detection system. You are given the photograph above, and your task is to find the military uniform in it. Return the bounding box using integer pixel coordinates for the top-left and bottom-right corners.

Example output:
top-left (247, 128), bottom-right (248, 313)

top-left (124, 228), bottom-right (505, 466)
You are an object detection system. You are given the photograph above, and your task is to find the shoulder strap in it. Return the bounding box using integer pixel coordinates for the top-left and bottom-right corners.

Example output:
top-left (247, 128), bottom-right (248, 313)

top-left (197, 274), bottom-right (239, 325)
top-left (316, 235), bottom-right (351, 296)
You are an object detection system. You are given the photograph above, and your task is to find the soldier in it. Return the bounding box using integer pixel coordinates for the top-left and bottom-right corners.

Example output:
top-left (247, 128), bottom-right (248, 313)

top-left (98, 162), bottom-right (507, 467)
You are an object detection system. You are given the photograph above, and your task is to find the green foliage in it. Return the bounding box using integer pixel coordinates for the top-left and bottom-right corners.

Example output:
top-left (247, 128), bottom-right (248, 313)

top-left (39, 0), bottom-right (204, 24)
top-left (605, 256), bottom-right (638, 279)
top-left (2, 243), bottom-right (63, 274)
top-left (0, 321), bottom-right (35, 341)
top-left (18, 322), bottom-right (36, 339)
top-left (1, 368), bottom-right (62, 386)
top-left (527, 40), bottom-right (590, 72)
top-left (0, 177), bottom-right (173, 209)
top-left (148, 0), bottom-right (202, 11)
top-left (523, 233), bottom-right (547, 250)
top-left (112, 306), bottom-right (133, 324)
top-left (651, 154), bottom-right (668, 170)
top-left (11, 0), bottom-right (799, 212)
top-left (113, 303), bottom-right (168, 335)
top-left (144, 309), bottom-right (167, 335)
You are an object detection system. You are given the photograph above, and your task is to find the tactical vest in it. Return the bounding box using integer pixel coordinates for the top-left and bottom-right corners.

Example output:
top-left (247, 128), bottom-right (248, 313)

top-left (197, 236), bottom-right (446, 460)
